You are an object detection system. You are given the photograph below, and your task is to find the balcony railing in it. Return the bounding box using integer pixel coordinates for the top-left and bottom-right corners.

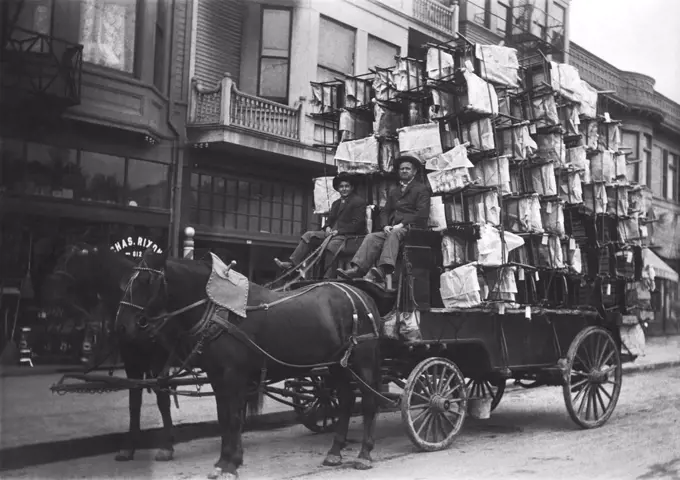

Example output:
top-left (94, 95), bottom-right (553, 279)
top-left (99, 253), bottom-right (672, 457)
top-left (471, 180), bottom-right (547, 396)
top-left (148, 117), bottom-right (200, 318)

top-left (188, 76), bottom-right (302, 141)
top-left (413, 0), bottom-right (457, 33)
top-left (1, 27), bottom-right (83, 107)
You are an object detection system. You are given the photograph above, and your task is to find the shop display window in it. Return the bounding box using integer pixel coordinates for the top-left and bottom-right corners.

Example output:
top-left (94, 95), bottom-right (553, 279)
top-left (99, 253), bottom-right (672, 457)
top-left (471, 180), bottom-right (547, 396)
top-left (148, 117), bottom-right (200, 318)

top-left (126, 158), bottom-right (169, 209)
top-left (79, 151), bottom-right (126, 204)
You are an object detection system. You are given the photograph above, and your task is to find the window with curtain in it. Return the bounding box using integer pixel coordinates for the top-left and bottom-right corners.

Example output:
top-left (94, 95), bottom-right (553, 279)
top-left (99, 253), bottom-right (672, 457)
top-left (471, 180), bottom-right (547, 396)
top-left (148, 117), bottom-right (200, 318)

top-left (258, 8), bottom-right (292, 104)
top-left (367, 35), bottom-right (399, 71)
top-left (79, 0), bottom-right (137, 73)
top-left (317, 16), bottom-right (355, 81)
top-left (126, 159), bottom-right (169, 209)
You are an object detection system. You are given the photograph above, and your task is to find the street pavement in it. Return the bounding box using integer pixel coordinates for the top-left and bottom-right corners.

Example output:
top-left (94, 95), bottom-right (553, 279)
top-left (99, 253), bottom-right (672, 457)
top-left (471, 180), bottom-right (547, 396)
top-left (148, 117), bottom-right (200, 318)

top-left (4, 363), bottom-right (680, 479)
top-left (0, 335), bottom-right (679, 473)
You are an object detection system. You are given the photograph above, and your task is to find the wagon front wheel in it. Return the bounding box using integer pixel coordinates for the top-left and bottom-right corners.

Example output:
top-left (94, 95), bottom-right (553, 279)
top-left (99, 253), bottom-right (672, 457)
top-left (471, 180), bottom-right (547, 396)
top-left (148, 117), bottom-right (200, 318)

top-left (563, 326), bottom-right (622, 429)
top-left (288, 375), bottom-right (342, 433)
top-left (401, 357), bottom-right (467, 451)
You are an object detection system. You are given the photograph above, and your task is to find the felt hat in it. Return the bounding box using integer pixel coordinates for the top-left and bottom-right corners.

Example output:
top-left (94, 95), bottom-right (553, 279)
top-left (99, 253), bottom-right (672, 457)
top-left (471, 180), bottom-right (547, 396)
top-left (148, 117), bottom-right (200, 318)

top-left (332, 172), bottom-right (357, 191)
top-left (393, 155), bottom-right (422, 174)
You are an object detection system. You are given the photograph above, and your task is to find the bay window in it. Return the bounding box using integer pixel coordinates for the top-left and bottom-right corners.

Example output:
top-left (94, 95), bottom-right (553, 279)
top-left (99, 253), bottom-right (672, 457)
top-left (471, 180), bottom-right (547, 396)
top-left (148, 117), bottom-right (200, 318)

top-left (79, 0), bottom-right (137, 73)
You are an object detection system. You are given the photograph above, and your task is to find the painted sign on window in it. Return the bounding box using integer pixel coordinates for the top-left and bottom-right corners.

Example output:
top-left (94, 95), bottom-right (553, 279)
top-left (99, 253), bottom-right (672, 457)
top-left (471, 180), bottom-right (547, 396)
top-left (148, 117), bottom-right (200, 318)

top-left (110, 236), bottom-right (163, 258)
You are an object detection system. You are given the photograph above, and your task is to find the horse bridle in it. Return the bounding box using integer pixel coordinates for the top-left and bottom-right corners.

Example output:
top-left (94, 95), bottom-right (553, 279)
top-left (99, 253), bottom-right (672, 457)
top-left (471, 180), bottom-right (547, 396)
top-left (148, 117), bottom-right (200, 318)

top-left (116, 264), bottom-right (208, 334)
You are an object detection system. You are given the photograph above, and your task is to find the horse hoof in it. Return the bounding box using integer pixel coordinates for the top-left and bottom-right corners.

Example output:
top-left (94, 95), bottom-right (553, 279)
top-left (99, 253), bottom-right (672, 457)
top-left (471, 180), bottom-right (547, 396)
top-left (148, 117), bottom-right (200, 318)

top-left (353, 458), bottom-right (373, 470)
top-left (155, 448), bottom-right (174, 461)
top-left (207, 467), bottom-right (238, 479)
top-left (114, 449), bottom-right (134, 461)
top-left (322, 454), bottom-right (343, 466)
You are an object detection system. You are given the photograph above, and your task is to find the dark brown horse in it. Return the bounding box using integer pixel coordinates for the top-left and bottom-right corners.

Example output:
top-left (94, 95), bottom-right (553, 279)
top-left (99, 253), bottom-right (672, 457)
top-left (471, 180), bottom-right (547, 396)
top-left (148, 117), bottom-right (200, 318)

top-left (41, 244), bottom-right (176, 461)
top-left (114, 250), bottom-right (383, 480)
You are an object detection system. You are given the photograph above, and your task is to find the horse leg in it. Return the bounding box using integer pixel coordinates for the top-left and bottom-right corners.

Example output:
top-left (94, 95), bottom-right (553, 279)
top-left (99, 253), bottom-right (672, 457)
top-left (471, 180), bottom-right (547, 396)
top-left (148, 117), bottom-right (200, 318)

top-left (154, 391), bottom-right (175, 461)
top-left (323, 368), bottom-right (354, 467)
top-left (207, 370), bottom-right (246, 480)
top-left (352, 347), bottom-right (381, 470)
top-left (115, 366), bottom-right (143, 461)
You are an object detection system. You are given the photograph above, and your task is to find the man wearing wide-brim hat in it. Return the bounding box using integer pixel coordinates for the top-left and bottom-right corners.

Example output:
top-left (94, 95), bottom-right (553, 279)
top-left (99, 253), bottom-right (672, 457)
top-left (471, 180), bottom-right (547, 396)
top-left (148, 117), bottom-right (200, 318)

top-left (338, 156), bottom-right (431, 288)
top-left (275, 172), bottom-right (367, 270)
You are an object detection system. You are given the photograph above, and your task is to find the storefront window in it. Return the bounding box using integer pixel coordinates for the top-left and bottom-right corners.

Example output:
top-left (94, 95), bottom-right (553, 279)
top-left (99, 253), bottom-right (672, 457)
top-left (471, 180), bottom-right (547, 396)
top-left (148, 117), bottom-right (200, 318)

top-left (24, 143), bottom-right (79, 198)
top-left (126, 158), bottom-right (169, 209)
top-left (79, 150), bottom-right (125, 204)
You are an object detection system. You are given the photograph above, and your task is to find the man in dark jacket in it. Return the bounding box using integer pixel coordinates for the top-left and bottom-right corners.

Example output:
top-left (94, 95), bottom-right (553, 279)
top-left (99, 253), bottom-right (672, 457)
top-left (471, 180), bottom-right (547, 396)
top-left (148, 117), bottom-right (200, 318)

top-left (275, 172), bottom-right (367, 270)
top-left (338, 156), bottom-right (430, 286)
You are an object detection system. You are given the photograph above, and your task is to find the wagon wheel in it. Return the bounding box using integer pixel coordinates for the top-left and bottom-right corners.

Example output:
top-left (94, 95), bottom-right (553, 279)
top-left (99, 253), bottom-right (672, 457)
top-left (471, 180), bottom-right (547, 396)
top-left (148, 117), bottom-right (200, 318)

top-left (401, 357), bottom-right (467, 451)
top-left (288, 375), bottom-right (342, 434)
top-left (563, 326), bottom-right (622, 429)
top-left (465, 377), bottom-right (506, 411)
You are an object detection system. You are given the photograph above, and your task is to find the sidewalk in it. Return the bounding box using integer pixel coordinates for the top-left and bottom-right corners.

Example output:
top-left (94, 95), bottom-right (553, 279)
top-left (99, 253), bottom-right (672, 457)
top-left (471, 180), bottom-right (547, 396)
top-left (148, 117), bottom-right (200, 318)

top-left (1, 335), bottom-right (678, 471)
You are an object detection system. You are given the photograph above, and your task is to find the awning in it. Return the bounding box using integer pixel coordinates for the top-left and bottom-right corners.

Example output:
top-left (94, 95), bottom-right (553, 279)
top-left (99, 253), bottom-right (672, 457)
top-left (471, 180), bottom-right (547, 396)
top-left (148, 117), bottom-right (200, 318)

top-left (643, 248), bottom-right (679, 282)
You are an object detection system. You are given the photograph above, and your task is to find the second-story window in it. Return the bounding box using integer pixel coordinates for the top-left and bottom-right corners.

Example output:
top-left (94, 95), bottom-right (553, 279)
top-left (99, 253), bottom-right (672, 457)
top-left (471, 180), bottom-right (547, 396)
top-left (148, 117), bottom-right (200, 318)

top-left (153, 0), bottom-right (168, 92)
top-left (79, 0), bottom-right (137, 73)
top-left (258, 8), bottom-right (292, 104)
top-left (621, 129), bottom-right (640, 183)
top-left (7, 0), bottom-right (54, 52)
top-left (367, 35), bottom-right (399, 71)
top-left (317, 16), bottom-right (355, 82)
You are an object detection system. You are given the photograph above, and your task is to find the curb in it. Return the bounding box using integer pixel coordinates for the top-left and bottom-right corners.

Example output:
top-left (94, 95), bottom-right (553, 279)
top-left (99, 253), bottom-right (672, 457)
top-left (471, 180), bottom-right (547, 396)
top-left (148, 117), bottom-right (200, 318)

top-left (622, 359), bottom-right (680, 375)
top-left (0, 410), bottom-right (298, 472)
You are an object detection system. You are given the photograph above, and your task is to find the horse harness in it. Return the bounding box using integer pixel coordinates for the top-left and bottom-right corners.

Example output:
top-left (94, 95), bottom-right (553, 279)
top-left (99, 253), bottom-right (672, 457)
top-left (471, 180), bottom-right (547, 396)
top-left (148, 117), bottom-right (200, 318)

top-left (118, 265), bottom-right (381, 387)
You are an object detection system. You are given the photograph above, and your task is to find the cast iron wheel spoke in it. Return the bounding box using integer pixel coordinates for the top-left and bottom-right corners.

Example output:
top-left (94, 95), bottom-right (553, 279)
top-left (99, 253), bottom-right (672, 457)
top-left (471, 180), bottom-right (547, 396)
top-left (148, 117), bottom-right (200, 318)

top-left (577, 383), bottom-right (590, 416)
top-left (590, 388), bottom-right (598, 420)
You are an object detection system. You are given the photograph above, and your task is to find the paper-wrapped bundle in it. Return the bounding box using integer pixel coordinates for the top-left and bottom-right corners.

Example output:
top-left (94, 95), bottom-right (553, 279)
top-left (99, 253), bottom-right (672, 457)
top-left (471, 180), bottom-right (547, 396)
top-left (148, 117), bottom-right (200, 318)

top-left (530, 93), bottom-right (559, 128)
top-left (618, 216), bottom-right (640, 244)
top-left (614, 152), bottom-right (628, 181)
top-left (564, 242), bottom-right (583, 274)
top-left (468, 190), bottom-right (501, 225)
top-left (536, 133), bottom-right (566, 166)
top-left (344, 77), bottom-right (372, 109)
top-left (334, 136), bottom-right (380, 175)
top-left (559, 104), bottom-right (580, 136)
top-left (395, 57), bottom-right (424, 92)
top-left (541, 198), bottom-right (566, 237)
top-left (486, 266), bottom-right (518, 302)
top-left (566, 146), bottom-right (590, 183)
top-left (398, 123), bottom-right (443, 163)
top-left (598, 122), bottom-right (621, 152)
top-left (440, 264), bottom-right (482, 308)
top-left (528, 162), bottom-right (558, 197)
top-left (496, 123), bottom-right (537, 160)
top-left (373, 103), bottom-right (404, 138)
top-left (442, 234), bottom-right (474, 266)
top-left (583, 183), bottom-right (608, 215)
top-left (379, 138), bottom-right (399, 173)
top-left (559, 171), bottom-right (583, 205)
top-left (430, 89), bottom-right (455, 119)
top-left (579, 119), bottom-right (599, 150)
top-left (426, 47), bottom-right (455, 81)
top-left (472, 155), bottom-right (511, 196)
top-left (475, 44), bottom-right (520, 88)
top-left (429, 197), bottom-right (447, 231)
top-left (460, 118), bottom-right (495, 151)
top-left (339, 109), bottom-right (372, 141)
top-left (576, 80), bottom-right (598, 118)
top-left (443, 194), bottom-right (466, 226)
top-left (313, 176), bottom-right (341, 214)
top-left (456, 63), bottom-right (499, 115)
top-left (428, 168), bottom-right (472, 194)
top-left (590, 150), bottom-right (615, 183)
top-left (549, 62), bottom-right (582, 103)
top-left (606, 184), bottom-right (630, 217)
top-left (503, 194), bottom-right (543, 233)
top-left (372, 68), bottom-right (396, 102)
top-left (535, 234), bottom-right (565, 269)
top-left (628, 185), bottom-right (653, 216)
top-left (477, 224), bottom-right (524, 266)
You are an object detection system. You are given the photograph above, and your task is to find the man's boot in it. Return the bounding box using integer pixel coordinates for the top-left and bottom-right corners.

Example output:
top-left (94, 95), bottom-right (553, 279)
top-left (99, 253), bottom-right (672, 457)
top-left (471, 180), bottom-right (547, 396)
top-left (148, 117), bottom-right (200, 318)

top-left (337, 265), bottom-right (363, 280)
top-left (274, 258), bottom-right (294, 270)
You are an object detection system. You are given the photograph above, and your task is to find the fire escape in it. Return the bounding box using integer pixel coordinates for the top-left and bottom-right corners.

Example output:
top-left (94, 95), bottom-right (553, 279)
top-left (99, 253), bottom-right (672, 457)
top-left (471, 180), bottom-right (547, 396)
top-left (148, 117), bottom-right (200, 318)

top-left (0, 0), bottom-right (83, 122)
top-left (504, 0), bottom-right (565, 68)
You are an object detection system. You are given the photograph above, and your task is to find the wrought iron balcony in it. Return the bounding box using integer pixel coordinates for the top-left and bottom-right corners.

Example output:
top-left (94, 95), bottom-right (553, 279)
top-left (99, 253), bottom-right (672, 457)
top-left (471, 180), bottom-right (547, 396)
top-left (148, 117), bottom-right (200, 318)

top-left (188, 76), bottom-right (302, 141)
top-left (1, 27), bottom-right (83, 109)
top-left (413, 0), bottom-right (458, 34)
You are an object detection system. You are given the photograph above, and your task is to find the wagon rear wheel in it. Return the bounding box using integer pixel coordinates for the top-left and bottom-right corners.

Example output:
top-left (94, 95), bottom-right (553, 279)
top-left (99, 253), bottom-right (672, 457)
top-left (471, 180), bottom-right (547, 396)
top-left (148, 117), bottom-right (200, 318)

top-left (465, 378), bottom-right (506, 411)
top-left (288, 375), bottom-right (342, 433)
top-left (401, 357), bottom-right (467, 451)
top-left (563, 326), bottom-right (622, 429)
